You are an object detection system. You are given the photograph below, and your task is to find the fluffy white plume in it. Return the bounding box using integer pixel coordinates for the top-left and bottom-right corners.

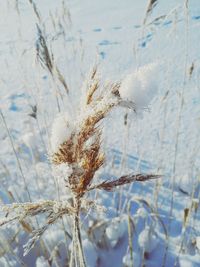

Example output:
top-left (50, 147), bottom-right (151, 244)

top-left (50, 112), bottom-right (74, 153)
top-left (119, 63), bottom-right (158, 111)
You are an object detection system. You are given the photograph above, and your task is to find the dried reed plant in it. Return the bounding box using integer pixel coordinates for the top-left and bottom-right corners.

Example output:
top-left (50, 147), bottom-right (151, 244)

top-left (0, 67), bottom-right (160, 267)
top-left (36, 24), bottom-right (69, 94)
top-left (143, 0), bottom-right (158, 25)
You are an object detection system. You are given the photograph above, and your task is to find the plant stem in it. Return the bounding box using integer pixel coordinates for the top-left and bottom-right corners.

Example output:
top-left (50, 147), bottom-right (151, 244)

top-left (72, 197), bottom-right (86, 267)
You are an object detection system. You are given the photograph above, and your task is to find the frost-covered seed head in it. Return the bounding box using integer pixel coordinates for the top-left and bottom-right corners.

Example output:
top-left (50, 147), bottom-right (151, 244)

top-left (119, 63), bottom-right (158, 111)
top-left (52, 163), bottom-right (73, 180)
top-left (50, 112), bottom-right (74, 153)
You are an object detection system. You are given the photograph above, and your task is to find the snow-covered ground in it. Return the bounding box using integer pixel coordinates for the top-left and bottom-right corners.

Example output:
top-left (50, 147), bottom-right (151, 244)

top-left (0, 0), bottom-right (200, 266)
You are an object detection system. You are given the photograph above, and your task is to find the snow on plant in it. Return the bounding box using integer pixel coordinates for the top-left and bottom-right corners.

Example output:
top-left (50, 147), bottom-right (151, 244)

top-left (119, 63), bottom-right (158, 113)
top-left (50, 112), bottom-right (74, 154)
top-left (0, 65), bottom-right (160, 267)
top-left (52, 162), bottom-right (73, 182)
top-left (138, 225), bottom-right (159, 254)
top-left (105, 217), bottom-right (127, 248)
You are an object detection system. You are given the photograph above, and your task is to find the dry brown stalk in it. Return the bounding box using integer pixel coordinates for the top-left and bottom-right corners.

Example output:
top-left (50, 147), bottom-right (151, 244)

top-left (36, 24), bottom-right (69, 93)
top-left (144, 0), bottom-right (158, 24)
top-left (86, 67), bottom-right (99, 105)
top-left (88, 174), bottom-right (161, 192)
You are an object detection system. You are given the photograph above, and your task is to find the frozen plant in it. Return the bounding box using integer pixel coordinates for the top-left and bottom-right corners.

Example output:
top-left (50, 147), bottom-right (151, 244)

top-left (119, 63), bottom-right (158, 113)
top-left (50, 112), bottom-right (74, 153)
top-left (0, 66), bottom-right (160, 267)
top-left (105, 217), bottom-right (127, 248)
top-left (138, 226), bottom-right (159, 254)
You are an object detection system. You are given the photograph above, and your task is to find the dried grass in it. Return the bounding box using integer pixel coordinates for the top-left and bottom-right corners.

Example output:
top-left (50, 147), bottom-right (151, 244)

top-left (144, 0), bottom-right (158, 24)
top-left (0, 66), bottom-right (160, 266)
top-left (36, 24), bottom-right (69, 93)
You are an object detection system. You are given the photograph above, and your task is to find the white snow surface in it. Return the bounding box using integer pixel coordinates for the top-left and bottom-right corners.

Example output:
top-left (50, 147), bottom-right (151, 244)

top-left (36, 257), bottom-right (49, 267)
top-left (177, 174), bottom-right (194, 195)
top-left (83, 239), bottom-right (98, 267)
top-left (196, 236), bottom-right (200, 250)
top-left (22, 132), bottom-right (37, 150)
top-left (0, 0), bottom-right (200, 267)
